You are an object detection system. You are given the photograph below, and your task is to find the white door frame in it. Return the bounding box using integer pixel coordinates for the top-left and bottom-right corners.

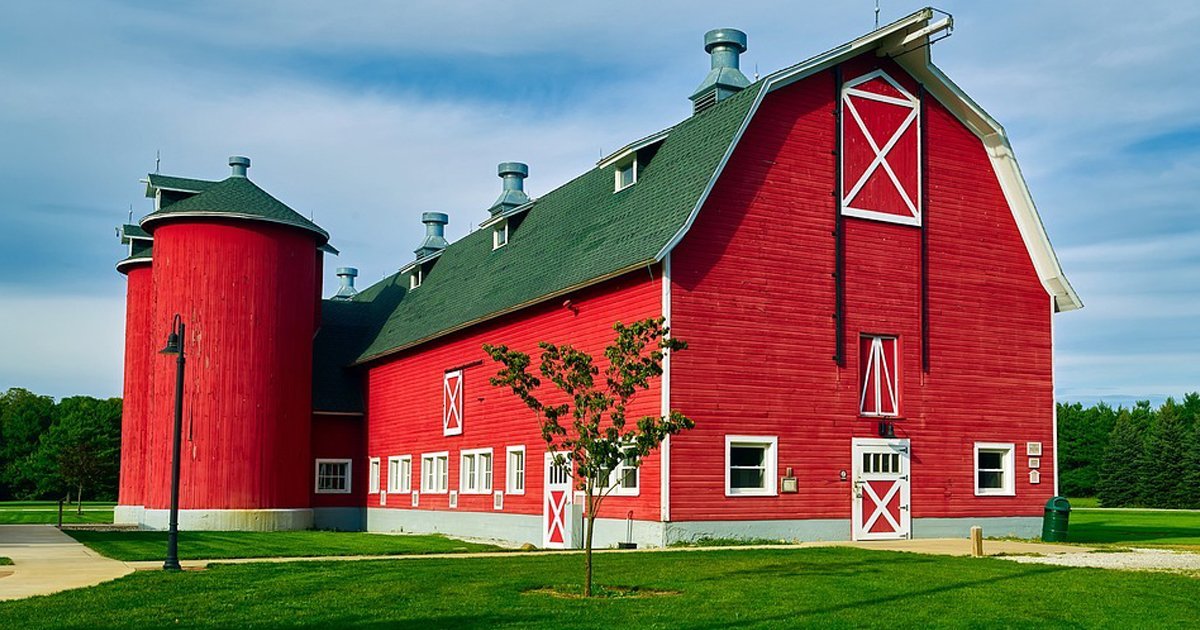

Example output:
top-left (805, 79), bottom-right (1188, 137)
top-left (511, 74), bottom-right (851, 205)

top-left (851, 437), bottom-right (911, 540)
top-left (542, 452), bottom-right (573, 549)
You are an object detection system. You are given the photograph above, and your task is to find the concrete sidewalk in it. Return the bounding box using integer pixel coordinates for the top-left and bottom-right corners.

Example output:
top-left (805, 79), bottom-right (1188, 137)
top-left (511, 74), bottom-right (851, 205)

top-left (124, 537), bottom-right (1090, 571)
top-left (0, 525), bottom-right (133, 601)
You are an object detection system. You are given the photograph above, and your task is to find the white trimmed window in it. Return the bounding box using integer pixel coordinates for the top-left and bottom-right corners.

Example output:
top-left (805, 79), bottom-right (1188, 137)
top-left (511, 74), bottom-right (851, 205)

top-left (493, 221), bottom-right (509, 250)
top-left (460, 448), bottom-right (494, 494)
top-left (409, 267), bottom-right (423, 289)
top-left (314, 459), bottom-right (352, 494)
top-left (421, 452), bottom-right (449, 494)
top-left (614, 157), bottom-right (637, 191)
top-left (859, 335), bottom-right (900, 417)
top-left (388, 455), bottom-right (412, 493)
top-left (368, 457), bottom-right (381, 493)
top-left (506, 445), bottom-right (526, 495)
top-left (974, 443), bottom-right (1015, 496)
top-left (594, 445), bottom-right (639, 496)
top-left (725, 436), bottom-right (778, 497)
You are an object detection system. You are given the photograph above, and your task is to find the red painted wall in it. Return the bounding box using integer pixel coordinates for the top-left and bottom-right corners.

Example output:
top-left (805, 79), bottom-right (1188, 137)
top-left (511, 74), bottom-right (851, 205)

top-left (668, 55), bottom-right (1054, 524)
top-left (366, 269), bottom-right (663, 522)
top-left (311, 414), bottom-right (366, 508)
top-left (143, 219), bottom-right (319, 510)
top-left (117, 263), bottom-right (153, 506)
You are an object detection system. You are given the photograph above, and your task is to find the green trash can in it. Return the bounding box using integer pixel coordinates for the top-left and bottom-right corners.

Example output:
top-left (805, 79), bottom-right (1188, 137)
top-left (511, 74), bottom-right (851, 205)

top-left (1042, 496), bottom-right (1071, 542)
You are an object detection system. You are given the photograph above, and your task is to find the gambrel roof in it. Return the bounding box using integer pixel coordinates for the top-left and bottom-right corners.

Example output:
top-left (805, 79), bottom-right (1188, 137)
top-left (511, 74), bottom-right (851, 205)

top-left (342, 7), bottom-right (1079, 367)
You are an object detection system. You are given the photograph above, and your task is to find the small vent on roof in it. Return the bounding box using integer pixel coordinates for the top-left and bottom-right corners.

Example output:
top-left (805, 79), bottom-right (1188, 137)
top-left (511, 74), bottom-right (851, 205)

top-left (414, 212), bottom-right (449, 258)
top-left (229, 155), bottom-right (251, 178)
top-left (489, 162), bottom-right (530, 215)
top-left (333, 267), bottom-right (358, 300)
top-left (690, 28), bottom-right (750, 115)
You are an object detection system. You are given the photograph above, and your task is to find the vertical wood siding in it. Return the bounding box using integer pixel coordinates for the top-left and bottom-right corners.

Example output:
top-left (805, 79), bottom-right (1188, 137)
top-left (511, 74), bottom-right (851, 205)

top-left (668, 54), bottom-right (1054, 524)
top-left (366, 269), bottom-right (663, 521)
top-left (117, 263), bottom-right (153, 506)
top-left (142, 220), bottom-right (319, 510)
top-left (311, 414), bottom-right (366, 508)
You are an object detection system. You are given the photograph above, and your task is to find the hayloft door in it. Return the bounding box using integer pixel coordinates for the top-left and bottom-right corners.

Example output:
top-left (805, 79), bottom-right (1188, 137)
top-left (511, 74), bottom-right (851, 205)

top-left (852, 438), bottom-right (911, 540)
top-left (543, 452), bottom-right (574, 549)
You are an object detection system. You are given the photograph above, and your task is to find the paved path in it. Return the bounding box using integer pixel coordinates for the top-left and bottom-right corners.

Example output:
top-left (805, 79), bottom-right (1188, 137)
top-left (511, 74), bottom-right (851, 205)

top-left (124, 537), bottom-right (1090, 571)
top-left (0, 525), bottom-right (133, 601)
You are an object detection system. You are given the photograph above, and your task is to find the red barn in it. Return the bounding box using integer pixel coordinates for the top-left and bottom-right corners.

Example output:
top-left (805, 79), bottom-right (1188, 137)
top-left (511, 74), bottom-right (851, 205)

top-left (115, 9), bottom-right (1080, 545)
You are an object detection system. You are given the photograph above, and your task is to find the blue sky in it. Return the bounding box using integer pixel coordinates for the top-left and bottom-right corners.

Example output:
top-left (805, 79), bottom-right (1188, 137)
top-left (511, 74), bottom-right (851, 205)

top-left (1, 1), bottom-right (1197, 404)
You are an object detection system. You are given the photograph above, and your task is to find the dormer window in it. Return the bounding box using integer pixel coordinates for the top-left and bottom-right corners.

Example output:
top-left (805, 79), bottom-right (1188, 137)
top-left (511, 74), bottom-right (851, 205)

top-left (409, 267), bottom-right (423, 290)
top-left (493, 221), bottom-right (509, 250)
top-left (615, 157), bottom-right (637, 192)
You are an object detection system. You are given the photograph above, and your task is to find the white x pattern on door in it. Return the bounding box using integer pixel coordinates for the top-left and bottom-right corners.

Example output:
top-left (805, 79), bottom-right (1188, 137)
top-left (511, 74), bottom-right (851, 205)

top-left (840, 70), bottom-right (921, 226)
top-left (443, 370), bottom-right (463, 436)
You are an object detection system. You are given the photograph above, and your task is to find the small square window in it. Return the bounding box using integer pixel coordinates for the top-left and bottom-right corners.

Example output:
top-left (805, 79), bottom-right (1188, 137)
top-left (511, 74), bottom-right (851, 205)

top-left (725, 436), bottom-right (778, 496)
top-left (368, 457), bottom-right (381, 493)
top-left (614, 158), bottom-right (637, 191)
top-left (593, 444), bottom-right (640, 496)
top-left (493, 222), bottom-right (509, 249)
top-left (409, 267), bottom-right (423, 289)
top-left (506, 446), bottom-right (526, 495)
top-left (315, 459), bottom-right (352, 494)
top-left (460, 448), bottom-right (493, 494)
top-left (421, 452), bottom-right (449, 494)
top-left (974, 443), bottom-right (1015, 496)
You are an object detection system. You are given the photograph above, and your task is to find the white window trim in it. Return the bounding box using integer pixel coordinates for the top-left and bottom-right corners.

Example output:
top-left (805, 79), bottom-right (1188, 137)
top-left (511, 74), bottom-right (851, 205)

top-left (368, 457), bottom-right (381, 494)
top-left (614, 156), bottom-right (638, 192)
top-left (459, 448), bottom-right (494, 494)
top-left (314, 458), bottom-right (352, 494)
top-left (505, 445), bottom-right (526, 495)
top-left (409, 267), bottom-right (423, 289)
top-left (724, 435), bottom-right (779, 497)
top-left (592, 444), bottom-right (640, 497)
top-left (974, 442), bottom-right (1016, 497)
top-left (388, 455), bottom-right (412, 493)
top-left (859, 335), bottom-right (900, 418)
top-left (492, 221), bottom-right (509, 250)
top-left (421, 451), bottom-right (450, 494)
top-left (443, 370), bottom-right (463, 436)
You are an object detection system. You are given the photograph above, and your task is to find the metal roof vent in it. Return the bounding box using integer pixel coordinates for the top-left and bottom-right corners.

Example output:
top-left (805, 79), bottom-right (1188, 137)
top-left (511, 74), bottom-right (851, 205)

top-left (489, 162), bottom-right (530, 215)
top-left (333, 267), bottom-right (358, 300)
top-left (229, 155), bottom-right (251, 178)
top-left (689, 28), bottom-right (750, 115)
top-left (414, 212), bottom-right (449, 258)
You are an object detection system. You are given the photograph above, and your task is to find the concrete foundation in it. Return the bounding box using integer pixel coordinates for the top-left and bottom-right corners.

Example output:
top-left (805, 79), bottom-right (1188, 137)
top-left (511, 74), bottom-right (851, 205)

top-left (138, 508), bottom-right (313, 531)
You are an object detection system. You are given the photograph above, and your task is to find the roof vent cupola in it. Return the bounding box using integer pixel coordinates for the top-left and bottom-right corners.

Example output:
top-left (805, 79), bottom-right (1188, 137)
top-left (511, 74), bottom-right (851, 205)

top-left (489, 162), bottom-right (530, 215)
top-left (689, 28), bottom-right (750, 114)
top-left (229, 155), bottom-right (251, 178)
top-left (414, 212), bottom-right (449, 258)
top-left (333, 267), bottom-right (358, 300)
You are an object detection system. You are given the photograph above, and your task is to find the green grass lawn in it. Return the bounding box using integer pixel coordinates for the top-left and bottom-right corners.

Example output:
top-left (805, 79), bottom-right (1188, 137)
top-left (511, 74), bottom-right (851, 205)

top-left (0, 500), bottom-right (114, 524)
top-left (1068, 508), bottom-right (1200, 546)
top-left (66, 530), bottom-right (501, 561)
top-left (1, 547), bottom-right (1198, 628)
top-left (1068, 497), bottom-right (1099, 508)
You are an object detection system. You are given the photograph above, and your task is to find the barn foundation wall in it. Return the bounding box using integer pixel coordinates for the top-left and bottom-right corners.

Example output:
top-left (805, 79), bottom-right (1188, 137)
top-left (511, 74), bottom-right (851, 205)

top-left (366, 508), bottom-right (668, 549)
top-left (139, 508), bottom-right (313, 531)
top-left (113, 505), bottom-right (143, 526)
top-left (313, 507), bottom-right (366, 531)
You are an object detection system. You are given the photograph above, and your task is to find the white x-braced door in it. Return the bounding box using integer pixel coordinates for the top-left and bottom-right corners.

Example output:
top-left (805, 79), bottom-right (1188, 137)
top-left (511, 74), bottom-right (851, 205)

top-left (543, 452), bottom-right (573, 549)
top-left (852, 438), bottom-right (911, 540)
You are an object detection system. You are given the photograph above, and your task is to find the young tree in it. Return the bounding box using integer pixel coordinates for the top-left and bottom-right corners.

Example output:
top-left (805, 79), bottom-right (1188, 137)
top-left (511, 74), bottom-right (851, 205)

top-left (0, 388), bottom-right (56, 499)
top-left (27, 396), bottom-right (121, 509)
top-left (484, 317), bottom-right (693, 597)
top-left (1097, 409), bottom-right (1144, 507)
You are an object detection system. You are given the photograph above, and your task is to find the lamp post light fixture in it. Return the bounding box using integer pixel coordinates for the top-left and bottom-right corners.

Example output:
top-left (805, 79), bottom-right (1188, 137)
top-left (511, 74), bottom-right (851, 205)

top-left (159, 313), bottom-right (186, 571)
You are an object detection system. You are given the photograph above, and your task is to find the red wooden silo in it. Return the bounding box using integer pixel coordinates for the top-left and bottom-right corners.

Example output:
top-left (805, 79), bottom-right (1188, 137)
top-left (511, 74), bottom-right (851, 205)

top-left (114, 226), bottom-right (155, 524)
top-left (138, 156), bottom-right (329, 530)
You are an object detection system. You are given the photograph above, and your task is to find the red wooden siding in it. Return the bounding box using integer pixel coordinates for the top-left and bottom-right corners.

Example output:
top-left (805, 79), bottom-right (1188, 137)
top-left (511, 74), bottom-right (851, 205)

top-left (117, 263), bottom-right (153, 506)
top-left (668, 54), bottom-right (1054, 524)
top-left (311, 414), bottom-right (366, 507)
top-left (143, 219), bottom-right (319, 510)
top-left (366, 268), bottom-right (663, 521)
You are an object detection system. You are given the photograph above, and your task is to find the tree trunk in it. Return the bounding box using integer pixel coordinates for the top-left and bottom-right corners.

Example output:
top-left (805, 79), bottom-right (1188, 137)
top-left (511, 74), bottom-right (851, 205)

top-left (76, 485), bottom-right (83, 515)
top-left (584, 510), bottom-right (596, 597)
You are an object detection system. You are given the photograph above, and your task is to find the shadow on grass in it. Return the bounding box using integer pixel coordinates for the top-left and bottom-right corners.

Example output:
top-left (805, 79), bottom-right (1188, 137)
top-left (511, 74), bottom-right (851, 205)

top-left (1069, 521), bottom-right (1200, 545)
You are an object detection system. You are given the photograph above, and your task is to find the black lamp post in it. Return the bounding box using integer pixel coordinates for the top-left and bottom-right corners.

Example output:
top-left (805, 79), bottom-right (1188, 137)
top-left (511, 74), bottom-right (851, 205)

top-left (160, 313), bottom-right (186, 571)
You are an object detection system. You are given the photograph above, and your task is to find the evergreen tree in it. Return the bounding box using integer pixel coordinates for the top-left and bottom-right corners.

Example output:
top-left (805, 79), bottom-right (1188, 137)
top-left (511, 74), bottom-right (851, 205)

top-left (0, 388), bottom-right (56, 499)
top-left (1098, 409), bottom-right (1144, 507)
top-left (1139, 399), bottom-right (1190, 509)
top-left (1188, 420), bottom-right (1200, 509)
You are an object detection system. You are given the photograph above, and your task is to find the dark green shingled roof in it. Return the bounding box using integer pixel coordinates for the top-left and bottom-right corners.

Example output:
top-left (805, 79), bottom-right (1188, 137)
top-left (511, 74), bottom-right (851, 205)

top-left (144, 174), bottom-right (218, 196)
top-left (352, 83), bottom-right (763, 363)
top-left (140, 176), bottom-right (330, 242)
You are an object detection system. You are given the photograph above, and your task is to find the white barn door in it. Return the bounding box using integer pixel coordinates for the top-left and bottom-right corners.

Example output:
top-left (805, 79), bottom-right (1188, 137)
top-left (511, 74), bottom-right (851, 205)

top-left (852, 438), bottom-right (911, 540)
top-left (543, 453), bottom-right (574, 549)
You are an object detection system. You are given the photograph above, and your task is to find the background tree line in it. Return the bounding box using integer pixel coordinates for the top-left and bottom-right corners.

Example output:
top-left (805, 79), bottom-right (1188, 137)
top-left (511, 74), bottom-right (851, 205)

top-left (0, 387), bottom-right (121, 503)
top-left (1057, 393), bottom-right (1200, 508)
